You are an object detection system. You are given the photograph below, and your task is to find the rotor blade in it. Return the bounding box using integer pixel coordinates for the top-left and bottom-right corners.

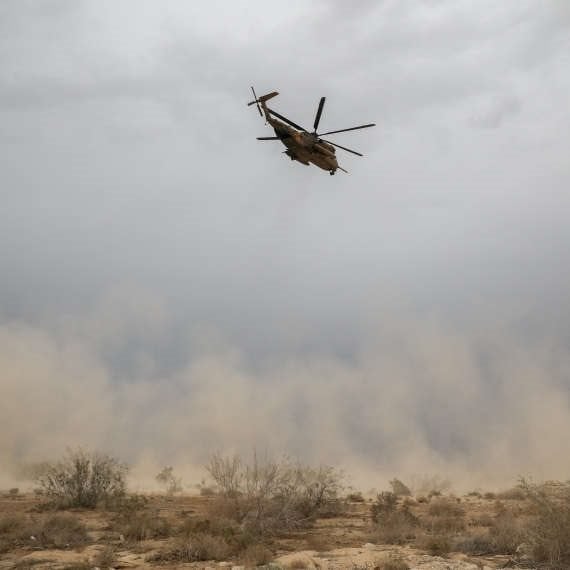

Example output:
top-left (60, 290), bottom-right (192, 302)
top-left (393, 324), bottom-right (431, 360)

top-left (318, 123), bottom-right (376, 136)
top-left (313, 97), bottom-right (326, 132)
top-left (256, 136), bottom-right (280, 140)
top-left (250, 86), bottom-right (262, 116)
top-left (266, 107), bottom-right (307, 132)
top-left (321, 138), bottom-right (363, 157)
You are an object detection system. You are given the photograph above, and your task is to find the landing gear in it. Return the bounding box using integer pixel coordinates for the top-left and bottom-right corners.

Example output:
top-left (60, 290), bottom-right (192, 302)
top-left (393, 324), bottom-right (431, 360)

top-left (329, 169), bottom-right (336, 175)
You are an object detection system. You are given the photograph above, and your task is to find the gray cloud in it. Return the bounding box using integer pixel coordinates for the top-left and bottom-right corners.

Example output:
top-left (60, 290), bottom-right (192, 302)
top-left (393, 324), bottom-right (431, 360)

top-left (1, 1), bottom-right (569, 489)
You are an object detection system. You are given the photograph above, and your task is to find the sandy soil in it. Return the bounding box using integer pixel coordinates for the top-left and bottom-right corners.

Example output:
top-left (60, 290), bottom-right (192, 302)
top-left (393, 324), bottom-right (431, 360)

top-left (0, 492), bottom-right (536, 569)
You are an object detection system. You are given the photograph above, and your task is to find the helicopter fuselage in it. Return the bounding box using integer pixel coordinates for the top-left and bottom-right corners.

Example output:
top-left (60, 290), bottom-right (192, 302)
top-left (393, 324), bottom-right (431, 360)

top-left (266, 112), bottom-right (340, 174)
top-left (248, 88), bottom-right (374, 175)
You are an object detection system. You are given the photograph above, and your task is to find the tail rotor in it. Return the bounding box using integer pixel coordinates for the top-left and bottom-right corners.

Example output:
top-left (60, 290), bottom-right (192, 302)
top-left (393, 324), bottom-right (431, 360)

top-left (248, 86), bottom-right (263, 117)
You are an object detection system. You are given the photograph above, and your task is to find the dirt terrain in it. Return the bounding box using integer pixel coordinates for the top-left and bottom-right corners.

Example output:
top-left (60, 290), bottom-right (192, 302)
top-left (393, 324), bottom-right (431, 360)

top-left (0, 488), bottom-right (548, 570)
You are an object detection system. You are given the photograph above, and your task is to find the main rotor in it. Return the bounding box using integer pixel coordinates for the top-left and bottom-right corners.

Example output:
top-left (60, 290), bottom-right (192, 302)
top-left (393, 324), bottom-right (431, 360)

top-left (265, 95), bottom-right (375, 156)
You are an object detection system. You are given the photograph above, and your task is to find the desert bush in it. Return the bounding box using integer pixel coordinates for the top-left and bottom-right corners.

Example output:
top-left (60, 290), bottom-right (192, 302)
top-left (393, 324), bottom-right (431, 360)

top-left (370, 492), bottom-right (418, 545)
top-left (390, 478), bottom-right (411, 496)
top-left (466, 490), bottom-right (482, 498)
top-left (206, 453), bottom-right (243, 497)
top-left (427, 498), bottom-right (464, 518)
top-left (424, 498), bottom-right (465, 535)
top-left (92, 546), bottom-right (117, 569)
top-left (417, 532), bottom-right (451, 556)
top-left (150, 533), bottom-right (231, 562)
top-left (454, 531), bottom-right (495, 555)
top-left (155, 466), bottom-right (183, 495)
top-left (32, 514), bottom-right (89, 549)
top-left (454, 512), bottom-right (524, 556)
top-left (118, 512), bottom-right (171, 541)
top-left (372, 512), bottom-right (418, 545)
top-left (346, 491), bottom-right (365, 502)
top-left (1, 513), bottom-right (87, 551)
top-left (0, 514), bottom-right (29, 553)
top-left (204, 452), bottom-right (343, 536)
top-left (520, 479), bottom-right (570, 565)
top-left (8, 488), bottom-right (19, 496)
top-left (470, 513), bottom-right (494, 527)
top-left (305, 533), bottom-right (332, 552)
top-left (240, 543), bottom-right (273, 566)
top-left (377, 555), bottom-right (410, 570)
top-left (497, 486), bottom-right (526, 501)
top-left (491, 512), bottom-right (524, 554)
top-left (110, 493), bottom-right (148, 514)
top-left (483, 492), bottom-right (496, 500)
top-left (370, 492), bottom-right (397, 523)
top-left (35, 448), bottom-right (127, 509)
top-left (424, 515), bottom-right (465, 534)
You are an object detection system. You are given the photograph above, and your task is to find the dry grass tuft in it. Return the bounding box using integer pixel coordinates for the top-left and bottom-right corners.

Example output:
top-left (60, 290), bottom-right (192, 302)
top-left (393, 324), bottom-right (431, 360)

top-left (240, 543), bottom-right (273, 566)
top-left (377, 555), bottom-right (410, 570)
top-left (149, 533), bottom-right (231, 562)
top-left (92, 546), bottom-right (117, 569)
top-left (0, 513), bottom-right (88, 552)
top-left (417, 532), bottom-right (452, 556)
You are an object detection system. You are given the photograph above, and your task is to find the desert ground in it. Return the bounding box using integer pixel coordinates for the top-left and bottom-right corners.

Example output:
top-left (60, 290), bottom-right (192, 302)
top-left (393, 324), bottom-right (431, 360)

top-left (1, 472), bottom-right (567, 570)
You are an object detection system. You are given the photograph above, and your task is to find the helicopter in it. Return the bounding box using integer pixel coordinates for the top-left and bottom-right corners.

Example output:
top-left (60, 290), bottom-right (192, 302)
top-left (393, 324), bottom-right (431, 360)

top-left (247, 87), bottom-right (375, 175)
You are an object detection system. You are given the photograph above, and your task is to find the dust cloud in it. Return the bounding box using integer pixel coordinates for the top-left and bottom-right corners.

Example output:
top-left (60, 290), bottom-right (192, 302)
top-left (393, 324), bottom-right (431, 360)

top-left (2, 288), bottom-right (569, 493)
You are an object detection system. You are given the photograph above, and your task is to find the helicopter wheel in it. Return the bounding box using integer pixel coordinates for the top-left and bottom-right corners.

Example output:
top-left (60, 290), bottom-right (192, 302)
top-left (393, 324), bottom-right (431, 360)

top-left (329, 170), bottom-right (335, 176)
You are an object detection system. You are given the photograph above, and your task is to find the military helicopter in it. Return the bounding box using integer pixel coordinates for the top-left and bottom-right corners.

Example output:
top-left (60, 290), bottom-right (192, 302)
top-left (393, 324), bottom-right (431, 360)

top-left (247, 87), bottom-right (375, 175)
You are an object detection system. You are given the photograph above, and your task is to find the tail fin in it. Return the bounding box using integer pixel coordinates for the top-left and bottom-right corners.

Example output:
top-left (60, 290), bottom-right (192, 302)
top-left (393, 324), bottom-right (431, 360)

top-left (247, 90), bottom-right (279, 107)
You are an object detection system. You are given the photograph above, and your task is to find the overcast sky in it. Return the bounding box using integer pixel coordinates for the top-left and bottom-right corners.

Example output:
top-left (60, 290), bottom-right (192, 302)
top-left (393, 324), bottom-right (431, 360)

top-left (1, 1), bottom-right (570, 488)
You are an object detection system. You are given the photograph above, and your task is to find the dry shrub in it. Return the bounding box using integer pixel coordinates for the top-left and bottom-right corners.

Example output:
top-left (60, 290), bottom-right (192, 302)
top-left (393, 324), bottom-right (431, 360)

top-left (371, 492), bottom-right (398, 523)
top-left (0, 514), bottom-right (29, 553)
top-left (497, 486), bottom-right (526, 501)
top-left (491, 512), bottom-right (524, 554)
top-left (179, 516), bottom-right (255, 554)
top-left (92, 546), bottom-right (117, 569)
top-left (155, 466), bottom-right (183, 495)
top-left (470, 513), bottom-right (494, 527)
top-left (118, 512), bottom-right (171, 541)
top-left (371, 491), bottom-right (418, 545)
top-left (424, 515), bottom-right (465, 534)
top-left (377, 555), bottom-right (410, 570)
top-left (347, 491), bottom-right (365, 502)
top-left (240, 543), bottom-right (273, 566)
top-left (454, 512), bottom-right (524, 556)
top-left (305, 533), bottom-right (332, 552)
top-left (520, 479), bottom-right (570, 566)
top-left (390, 478), bottom-right (411, 496)
top-left (32, 514), bottom-right (88, 549)
top-left (454, 531), bottom-right (495, 555)
top-left (427, 498), bottom-right (464, 518)
top-left (35, 448), bottom-right (127, 509)
top-left (417, 532), bottom-right (451, 556)
top-left (373, 512), bottom-right (418, 545)
top-left (483, 492), bottom-right (496, 500)
top-left (150, 533), bottom-right (231, 562)
top-left (204, 452), bottom-right (343, 536)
